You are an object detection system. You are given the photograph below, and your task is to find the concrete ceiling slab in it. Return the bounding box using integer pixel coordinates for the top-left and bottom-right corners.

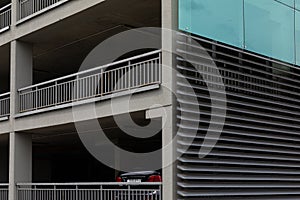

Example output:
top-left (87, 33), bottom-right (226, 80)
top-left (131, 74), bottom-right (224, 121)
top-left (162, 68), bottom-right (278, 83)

top-left (19, 0), bottom-right (161, 84)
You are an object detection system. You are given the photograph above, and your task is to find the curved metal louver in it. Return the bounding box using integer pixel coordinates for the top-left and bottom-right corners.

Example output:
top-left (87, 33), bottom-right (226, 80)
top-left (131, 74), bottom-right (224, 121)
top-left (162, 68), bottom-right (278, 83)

top-left (176, 33), bottom-right (300, 199)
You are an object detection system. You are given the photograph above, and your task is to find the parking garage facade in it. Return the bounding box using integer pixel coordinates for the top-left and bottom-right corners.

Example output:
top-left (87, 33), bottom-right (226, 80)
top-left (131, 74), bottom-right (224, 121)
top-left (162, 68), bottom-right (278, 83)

top-left (2, 0), bottom-right (300, 200)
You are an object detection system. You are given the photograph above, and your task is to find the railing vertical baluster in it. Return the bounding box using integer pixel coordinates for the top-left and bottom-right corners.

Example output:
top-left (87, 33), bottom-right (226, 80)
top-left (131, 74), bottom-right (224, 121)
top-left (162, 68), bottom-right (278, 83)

top-left (128, 61), bottom-right (131, 89)
top-left (75, 184), bottom-right (78, 200)
top-left (158, 53), bottom-right (162, 83)
top-left (33, 185), bottom-right (36, 200)
top-left (35, 87), bottom-right (37, 110)
top-left (76, 75), bottom-right (79, 101)
top-left (20, 0), bottom-right (22, 20)
top-left (101, 70), bottom-right (104, 96)
top-left (128, 185), bottom-right (131, 200)
top-left (54, 185), bottom-right (56, 200)
top-left (55, 81), bottom-right (58, 105)
top-left (100, 185), bottom-right (103, 200)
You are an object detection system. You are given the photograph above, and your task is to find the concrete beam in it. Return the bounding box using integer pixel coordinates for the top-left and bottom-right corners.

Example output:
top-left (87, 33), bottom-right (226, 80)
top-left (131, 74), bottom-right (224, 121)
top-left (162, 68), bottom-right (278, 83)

top-left (0, 121), bottom-right (10, 135)
top-left (13, 87), bottom-right (172, 132)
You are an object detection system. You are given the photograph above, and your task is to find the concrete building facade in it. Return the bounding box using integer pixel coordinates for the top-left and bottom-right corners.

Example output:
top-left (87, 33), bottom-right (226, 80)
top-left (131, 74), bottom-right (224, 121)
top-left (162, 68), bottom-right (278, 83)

top-left (1, 0), bottom-right (300, 200)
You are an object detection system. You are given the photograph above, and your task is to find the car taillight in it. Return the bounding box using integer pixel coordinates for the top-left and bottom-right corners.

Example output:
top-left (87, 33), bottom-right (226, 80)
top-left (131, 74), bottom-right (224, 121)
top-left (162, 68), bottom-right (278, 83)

top-left (116, 177), bottom-right (122, 182)
top-left (147, 175), bottom-right (162, 182)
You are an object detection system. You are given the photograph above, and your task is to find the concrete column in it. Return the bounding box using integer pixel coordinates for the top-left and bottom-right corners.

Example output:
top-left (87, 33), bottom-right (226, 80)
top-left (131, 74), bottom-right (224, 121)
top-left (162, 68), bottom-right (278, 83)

top-left (146, 106), bottom-right (176, 200)
top-left (9, 132), bottom-right (32, 200)
top-left (162, 0), bottom-right (178, 198)
top-left (9, 40), bottom-right (33, 200)
top-left (10, 40), bottom-right (33, 115)
top-left (11, 0), bottom-right (19, 26)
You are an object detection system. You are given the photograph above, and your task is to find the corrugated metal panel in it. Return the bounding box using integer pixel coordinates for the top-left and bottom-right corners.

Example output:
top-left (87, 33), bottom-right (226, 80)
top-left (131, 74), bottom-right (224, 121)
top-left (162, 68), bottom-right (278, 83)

top-left (176, 33), bottom-right (300, 199)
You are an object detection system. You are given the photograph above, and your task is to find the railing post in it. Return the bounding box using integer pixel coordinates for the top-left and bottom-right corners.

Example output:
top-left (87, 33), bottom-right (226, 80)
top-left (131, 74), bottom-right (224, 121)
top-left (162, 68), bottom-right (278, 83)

top-left (158, 52), bottom-right (162, 83)
top-left (100, 185), bottom-right (103, 200)
top-left (18, 92), bottom-right (20, 114)
top-left (128, 185), bottom-right (131, 200)
top-left (100, 69), bottom-right (104, 96)
top-left (76, 75), bottom-right (79, 101)
top-left (54, 185), bottom-right (56, 200)
top-left (75, 185), bottom-right (78, 200)
top-left (55, 81), bottom-right (58, 106)
top-left (33, 185), bottom-right (36, 200)
top-left (35, 87), bottom-right (38, 110)
top-left (19, 0), bottom-right (21, 20)
top-left (128, 61), bottom-right (131, 89)
top-left (33, 0), bottom-right (36, 14)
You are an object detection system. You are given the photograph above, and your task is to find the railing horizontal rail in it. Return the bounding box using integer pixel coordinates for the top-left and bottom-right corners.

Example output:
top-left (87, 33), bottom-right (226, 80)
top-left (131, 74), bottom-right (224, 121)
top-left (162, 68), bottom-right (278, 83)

top-left (0, 93), bottom-right (10, 118)
top-left (18, 50), bottom-right (162, 113)
top-left (17, 182), bottom-right (162, 200)
top-left (0, 4), bottom-right (11, 12)
top-left (0, 4), bottom-right (11, 31)
top-left (0, 92), bottom-right (10, 98)
top-left (17, 182), bottom-right (162, 186)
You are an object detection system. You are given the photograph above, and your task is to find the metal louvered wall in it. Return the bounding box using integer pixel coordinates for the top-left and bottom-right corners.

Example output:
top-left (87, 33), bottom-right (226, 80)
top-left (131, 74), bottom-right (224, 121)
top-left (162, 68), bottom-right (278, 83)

top-left (176, 33), bottom-right (300, 200)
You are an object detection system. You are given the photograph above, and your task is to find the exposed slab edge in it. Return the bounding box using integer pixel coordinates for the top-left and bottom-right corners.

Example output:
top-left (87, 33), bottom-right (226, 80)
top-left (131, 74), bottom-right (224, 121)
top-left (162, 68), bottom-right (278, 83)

top-left (15, 84), bottom-right (160, 118)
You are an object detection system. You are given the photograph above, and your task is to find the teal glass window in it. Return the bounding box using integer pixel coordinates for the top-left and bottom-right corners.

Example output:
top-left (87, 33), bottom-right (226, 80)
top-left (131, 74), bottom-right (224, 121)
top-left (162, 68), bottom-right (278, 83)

top-left (178, 0), bottom-right (191, 32)
top-left (296, 0), bottom-right (300, 10)
top-left (277, 0), bottom-right (295, 7)
top-left (296, 11), bottom-right (300, 65)
top-left (178, 0), bottom-right (244, 48)
top-left (244, 0), bottom-right (295, 64)
top-left (178, 0), bottom-right (299, 66)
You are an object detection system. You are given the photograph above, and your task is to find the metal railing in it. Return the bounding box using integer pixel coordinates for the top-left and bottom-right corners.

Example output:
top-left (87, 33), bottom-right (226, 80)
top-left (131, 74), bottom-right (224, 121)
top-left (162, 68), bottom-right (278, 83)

top-left (0, 4), bottom-right (11, 31)
top-left (19, 50), bottom-right (162, 113)
top-left (19, 0), bottom-right (68, 20)
top-left (0, 93), bottom-right (10, 118)
top-left (0, 184), bottom-right (8, 200)
top-left (17, 182), bottom-right (162, 200)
